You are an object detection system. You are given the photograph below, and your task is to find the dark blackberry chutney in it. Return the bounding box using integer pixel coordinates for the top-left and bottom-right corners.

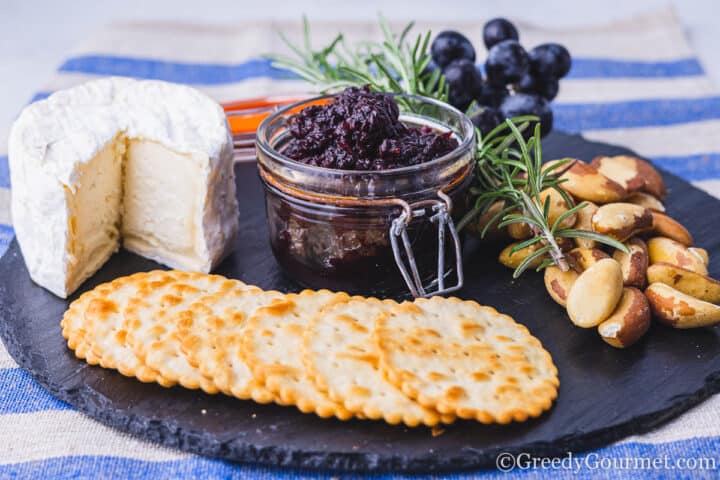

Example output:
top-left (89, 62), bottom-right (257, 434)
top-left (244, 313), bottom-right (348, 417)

top-left (256, 89), bottom-right (475, 296)
top-left (283, 86), bottom-right (459, 170)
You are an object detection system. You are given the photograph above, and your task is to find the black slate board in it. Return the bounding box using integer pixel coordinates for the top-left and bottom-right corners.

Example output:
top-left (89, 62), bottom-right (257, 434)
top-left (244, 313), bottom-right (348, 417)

top-left (1, 131), bottom-right (720, 473)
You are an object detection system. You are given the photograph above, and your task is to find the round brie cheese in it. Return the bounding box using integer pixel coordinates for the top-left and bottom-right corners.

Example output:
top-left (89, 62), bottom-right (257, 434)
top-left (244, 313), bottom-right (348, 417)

top-left (9, 77), bottom-right (239, 298)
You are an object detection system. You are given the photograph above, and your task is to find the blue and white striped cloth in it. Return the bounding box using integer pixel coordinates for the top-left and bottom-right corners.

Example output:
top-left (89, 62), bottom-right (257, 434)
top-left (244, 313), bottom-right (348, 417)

top-left (1, 8), bottom-right (720, 479)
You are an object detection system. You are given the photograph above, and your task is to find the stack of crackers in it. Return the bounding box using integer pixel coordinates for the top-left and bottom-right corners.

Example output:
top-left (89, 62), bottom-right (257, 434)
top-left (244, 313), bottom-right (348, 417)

top-left (62, 270), bottom-right (559, 427)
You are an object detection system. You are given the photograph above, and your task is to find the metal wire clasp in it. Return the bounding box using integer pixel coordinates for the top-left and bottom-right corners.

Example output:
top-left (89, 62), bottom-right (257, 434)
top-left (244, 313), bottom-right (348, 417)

top-left (389, 190), bottom-right (464, 298)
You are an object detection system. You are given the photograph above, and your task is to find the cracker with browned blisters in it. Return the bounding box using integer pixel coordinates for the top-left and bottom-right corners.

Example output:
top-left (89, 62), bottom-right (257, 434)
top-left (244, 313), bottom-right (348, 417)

top-left (303, 297), bottom-right (453, 427)
top-left (178, 287), bottom-right (285, 403)
top-left (83, 270), bottom-right (181, 385)
top-left (62, 287), bottom-right (106, 364)
top-left (242, 290), bottom-right (354, 420)
top-left (123, 272), bottom-right (249, 393)
top-left (374, 296), bottom-right (559, 424)
top-left (62, 271), bottom-right (173, 385)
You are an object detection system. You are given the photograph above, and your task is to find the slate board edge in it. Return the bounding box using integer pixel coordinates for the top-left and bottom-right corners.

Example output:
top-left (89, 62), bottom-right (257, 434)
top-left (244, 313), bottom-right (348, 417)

top-left (1, 131), bottom-right (719, 473)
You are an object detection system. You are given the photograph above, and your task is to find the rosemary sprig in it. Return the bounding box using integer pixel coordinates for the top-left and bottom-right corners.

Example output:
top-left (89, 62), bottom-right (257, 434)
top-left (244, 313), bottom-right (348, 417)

top-left (268, 16), bottom-right (448, 101)
top-left (460, 118), bottom-right (629, 278)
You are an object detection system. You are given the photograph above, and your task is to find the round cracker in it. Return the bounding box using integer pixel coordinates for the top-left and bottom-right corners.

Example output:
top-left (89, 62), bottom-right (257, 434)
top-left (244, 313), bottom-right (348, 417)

top-left (123, 272), bottom-right (247, 393)
top-left (374, 297), bottom-right (559, 423)
top-left (62, 287), bottom-right (108, 364)
top-left (303, 297), bottom-right (453, 427)
top-left (178, 287), bottom-right (285, 402)
top-left (62, 271), bottom-right (176, 385)
top-left (242, 290), bottom-right (354, 420)
top-left (82, 271), bottom-right (179, 386)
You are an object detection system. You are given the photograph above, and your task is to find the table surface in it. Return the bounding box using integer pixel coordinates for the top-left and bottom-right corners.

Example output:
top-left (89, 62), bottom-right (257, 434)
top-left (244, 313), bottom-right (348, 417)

top-left (0, 0), bottom-right (718, 135)
top-left (2, 1), bottom-right (720, 478)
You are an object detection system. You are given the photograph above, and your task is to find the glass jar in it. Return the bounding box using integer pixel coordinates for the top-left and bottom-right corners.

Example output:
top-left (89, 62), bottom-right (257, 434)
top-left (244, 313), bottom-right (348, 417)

top-left (255, 93), bottom-right (476, 297)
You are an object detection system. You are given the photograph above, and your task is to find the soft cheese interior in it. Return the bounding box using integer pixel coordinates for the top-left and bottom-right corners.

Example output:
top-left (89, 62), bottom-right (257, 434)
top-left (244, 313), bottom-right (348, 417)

top-left (122, 140), bottom-right (208, 271)
top-left (9, 78), bottom-right (239, 298)
top-left (65, 137), bottom-right (124, 292)
top-left (64, 137), bottom-right (211, 295)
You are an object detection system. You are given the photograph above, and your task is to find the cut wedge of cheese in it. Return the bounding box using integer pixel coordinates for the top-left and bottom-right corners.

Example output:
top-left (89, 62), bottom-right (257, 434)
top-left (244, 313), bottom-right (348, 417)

top-left (9, 77), bottom-right (239, 298)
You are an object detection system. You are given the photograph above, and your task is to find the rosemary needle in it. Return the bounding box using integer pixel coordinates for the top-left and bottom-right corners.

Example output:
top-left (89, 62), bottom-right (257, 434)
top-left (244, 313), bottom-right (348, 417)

top-left (268, 16), bottom-right (448, 101)
top-left (462, 120), bottom-right (629, 277)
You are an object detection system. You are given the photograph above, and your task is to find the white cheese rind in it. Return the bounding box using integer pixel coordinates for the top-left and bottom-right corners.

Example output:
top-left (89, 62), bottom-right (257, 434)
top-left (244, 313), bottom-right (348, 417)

top-left (9, 77), bottom-right (238, 298)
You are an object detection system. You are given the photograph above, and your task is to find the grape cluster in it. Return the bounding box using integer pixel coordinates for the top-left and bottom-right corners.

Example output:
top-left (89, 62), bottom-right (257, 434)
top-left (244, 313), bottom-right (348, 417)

top-left (429, 18), bottom-right (571, 137)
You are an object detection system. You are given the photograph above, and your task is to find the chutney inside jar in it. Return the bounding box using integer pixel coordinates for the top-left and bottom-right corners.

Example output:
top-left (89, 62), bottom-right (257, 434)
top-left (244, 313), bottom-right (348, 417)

top-left (256, 92), bottom-right (476, 297)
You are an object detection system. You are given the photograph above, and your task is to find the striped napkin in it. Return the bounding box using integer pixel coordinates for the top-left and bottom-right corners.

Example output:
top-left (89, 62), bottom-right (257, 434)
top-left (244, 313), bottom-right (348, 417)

top-left (1, 7), bottom-right (720, 478)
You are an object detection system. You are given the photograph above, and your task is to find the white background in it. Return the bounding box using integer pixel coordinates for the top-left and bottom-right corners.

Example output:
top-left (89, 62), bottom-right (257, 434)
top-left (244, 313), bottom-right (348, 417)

top-left (0, 0), bottom-right (719, 132)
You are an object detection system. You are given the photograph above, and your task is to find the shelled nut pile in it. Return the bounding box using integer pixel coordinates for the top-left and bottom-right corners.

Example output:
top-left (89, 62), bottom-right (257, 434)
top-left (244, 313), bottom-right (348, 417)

top-left (494, 155), bottom-right (720, 347)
